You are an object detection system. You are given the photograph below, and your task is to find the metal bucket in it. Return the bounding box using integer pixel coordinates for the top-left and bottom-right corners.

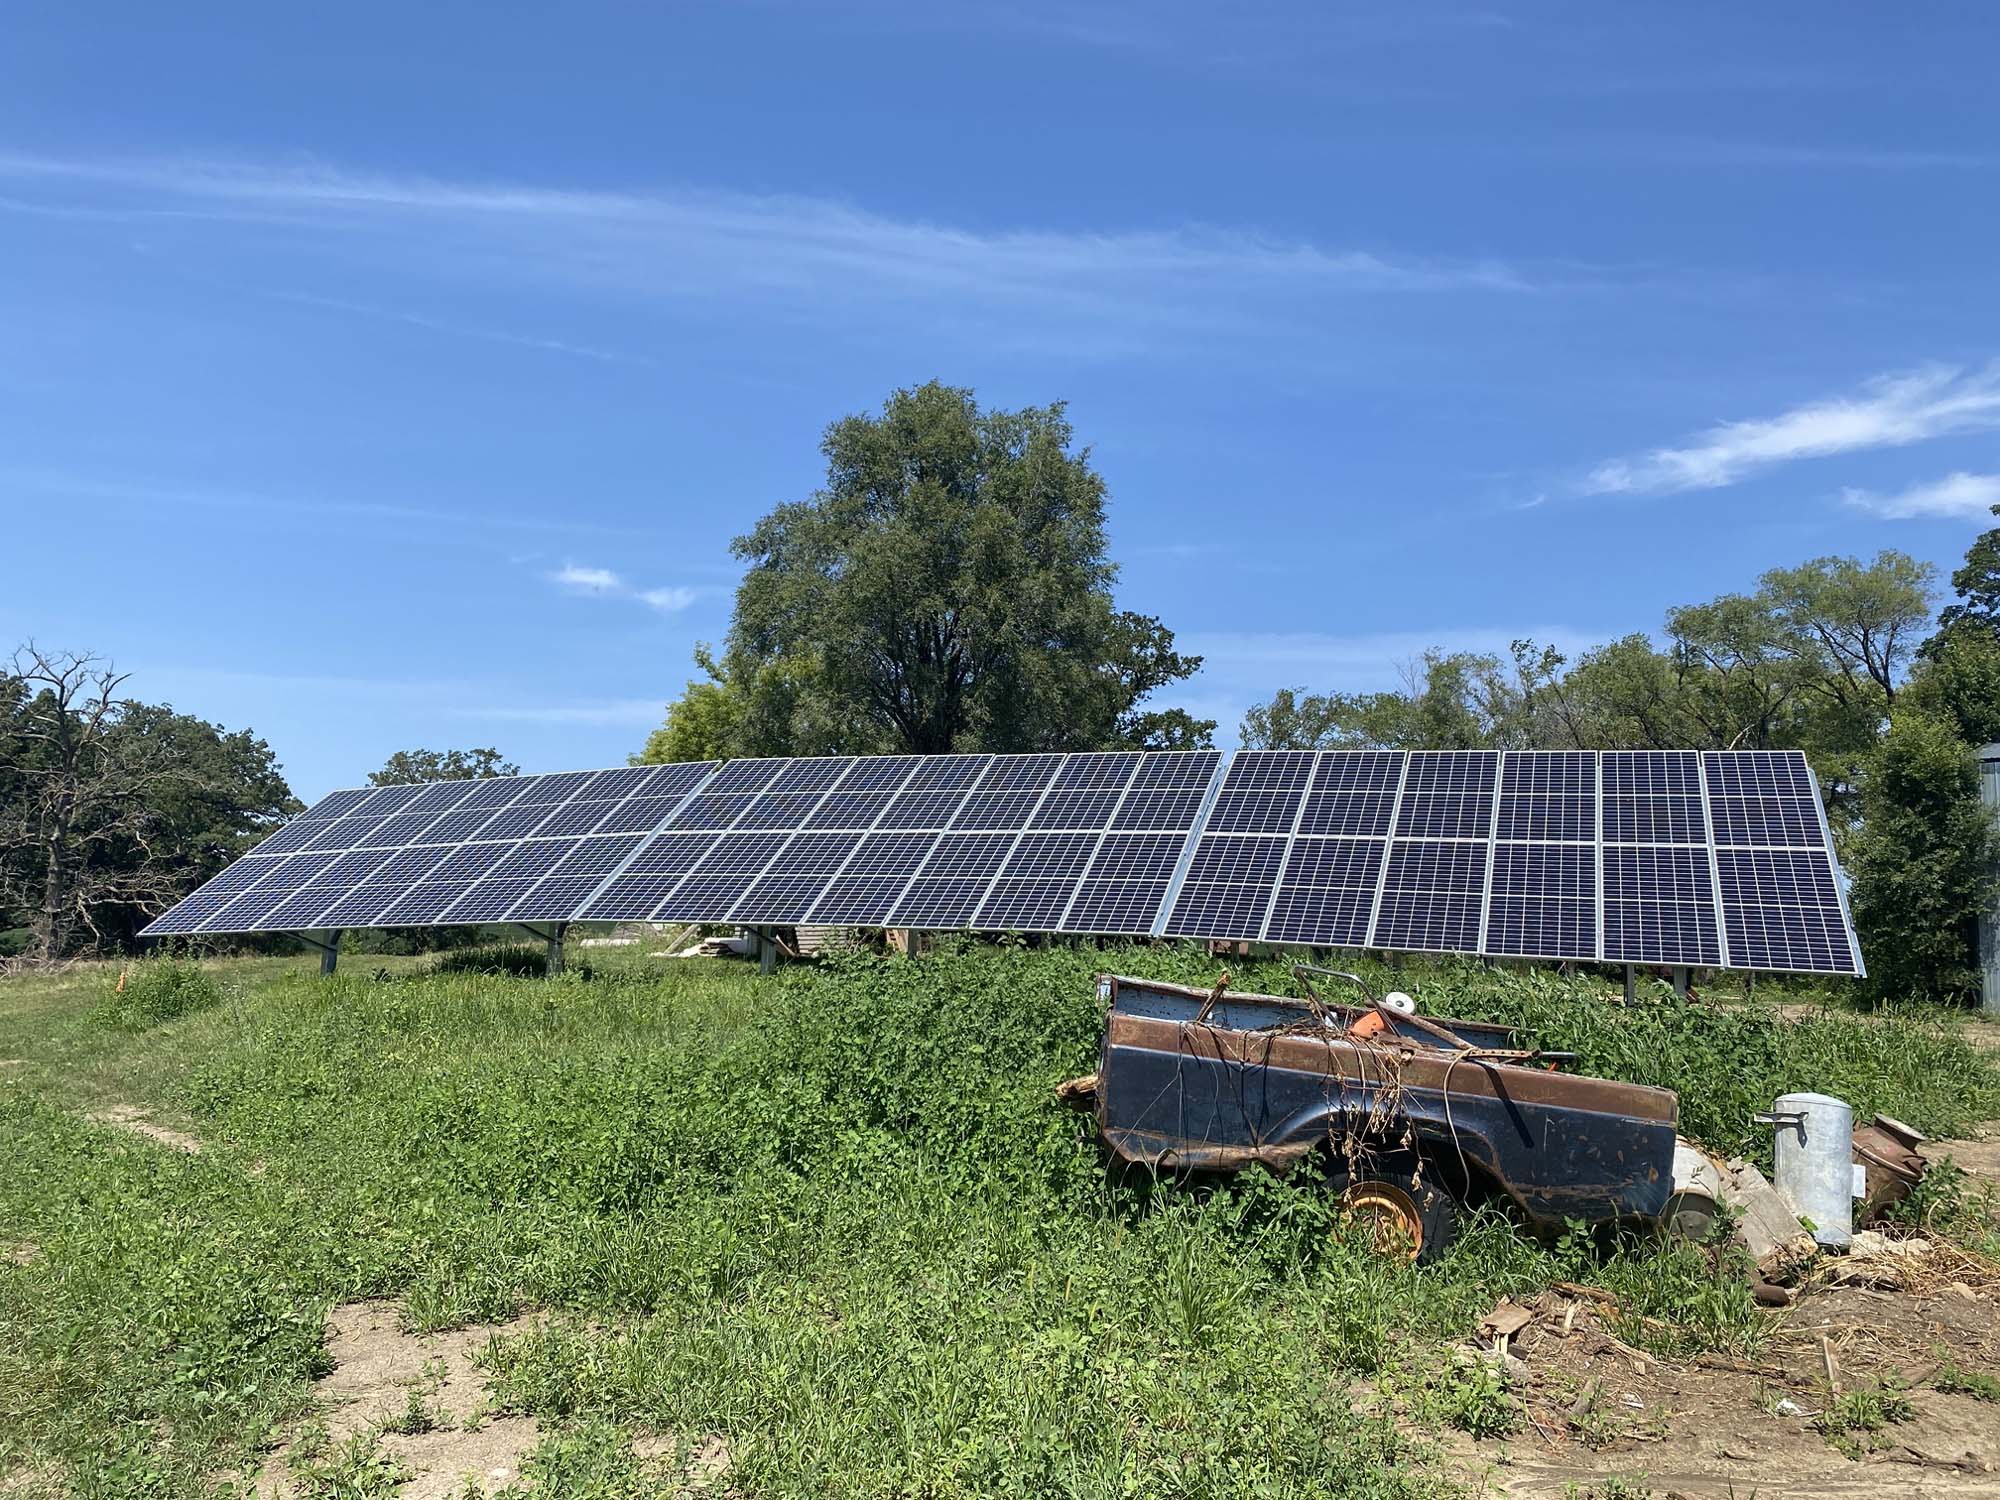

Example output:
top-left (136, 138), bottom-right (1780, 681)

top-left (1761, 1091), bottom-right (1854, 1249)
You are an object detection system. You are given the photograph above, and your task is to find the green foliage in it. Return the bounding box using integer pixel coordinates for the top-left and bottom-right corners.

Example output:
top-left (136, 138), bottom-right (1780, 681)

top-left (1239, 549), bottom-right (1936, 823)
top-left (290, 1431), bottom-right (410, 1498)
top-left (1932, 1357), bottom-right (2000, 1402)
top-left (712, 381), bottom-right (1209, 755)
top-left (1401, 1356), bottom-right (1517, 1437)
top-left (427, 944), bottom-right (550, 978)
top-left (1, 946), bottom-right (1994, 1498)
top-left (367, 747), bottom-right (518, 786)
top-left (1908, 622), bottom-right (2000, 745)
top-left (1850, 712), bottom-right (2000, 1003)
top-left (1, 647), bottom-right (297, 957)
top-left (91, 956), bottom-right (227, 1031)
top-left (1815, 1378), bottom-right (1915, 1457)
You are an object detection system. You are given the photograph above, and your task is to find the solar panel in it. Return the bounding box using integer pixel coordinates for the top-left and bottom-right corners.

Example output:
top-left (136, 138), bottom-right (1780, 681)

top-left (140, 749), bottom-right (1861, 975)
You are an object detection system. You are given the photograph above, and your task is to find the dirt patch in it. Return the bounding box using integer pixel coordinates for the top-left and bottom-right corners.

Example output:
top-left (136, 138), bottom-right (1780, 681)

top-left (252, 1300), bottom-right (544, 1499)
top-left (4, 1242), bottom-right (38, 1266)
top-left (85, 1103), bottom-right (201, 1154)
top-left (1444, 1260), bottom-right (2000, 1497)
top-left (1924, 1120), bottom-right (2000, 1192)
top-left (247, 1301), bottom-right (733, 1498)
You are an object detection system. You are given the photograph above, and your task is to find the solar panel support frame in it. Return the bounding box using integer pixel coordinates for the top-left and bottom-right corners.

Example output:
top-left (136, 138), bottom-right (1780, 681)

top-left (1805, 763), bottom-right (1867, 979)
top-left (1592, 752), bottom-right (1608, 963)
top-left (1360, 751), bottom-right (1414, 951)
top-left (1692, 751), bottom-right (1734, 971)
top-left (1149, 752), bottom-right (1235, 937)
top-left (1474, 750), bottom-right (1507, 954)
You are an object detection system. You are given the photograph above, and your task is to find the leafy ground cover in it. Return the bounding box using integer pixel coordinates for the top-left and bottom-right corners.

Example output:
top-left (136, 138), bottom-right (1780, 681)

top-left (1, 944), bottom-right (1995, 1498)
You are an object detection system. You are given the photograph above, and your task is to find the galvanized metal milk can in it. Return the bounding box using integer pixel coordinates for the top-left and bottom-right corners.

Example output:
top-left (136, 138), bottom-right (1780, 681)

top-left (1760, 1091), bottom-right (1854, 1250)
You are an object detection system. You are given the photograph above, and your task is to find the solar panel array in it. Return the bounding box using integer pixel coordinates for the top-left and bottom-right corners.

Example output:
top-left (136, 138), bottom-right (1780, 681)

top-left (142, 748), bottom-right (1862, 974)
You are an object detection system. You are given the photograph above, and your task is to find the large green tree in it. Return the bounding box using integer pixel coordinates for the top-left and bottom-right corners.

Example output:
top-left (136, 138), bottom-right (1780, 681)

top-left (1848, 711), bottom-right (1999, 1004)
top-left (0, 646), bottom-right (296, 958)
top-left (368, 746), bottom-right (519, 786)
top-left (645, 383), bottom-right (1209, 759)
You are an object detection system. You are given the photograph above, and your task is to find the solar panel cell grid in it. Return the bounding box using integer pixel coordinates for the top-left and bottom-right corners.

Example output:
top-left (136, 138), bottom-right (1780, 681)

top-left (417, 807), bottom-right (502, 843)
top-left (456, 776), bottom-right (532, 810)
top-left (1000, 832), bottom-right (1099, 880)
top-left (1029, 788), bottom-right (1122, 828)
top-left (702, 759), bottom-right (788, 794)
top-left (668, 794), bottom-right (757, 830)
top-left (652, 873), bottom-right (756, 921)
top-left (891, 879), bottom-right (990, 928)
top-left (1133, 750), bottom-right (1222, 787)
top-left (580, 875), bottom-right (683, 921)
top-left (977, 880), bottom-right (1078, 929)
top-left (511, 877), bottom-right (609, 921)
top-left (1059, 880), bottom-right (1167, 934)
top-left (403, 781), bottom-right (474, 815)
top-left (833, 832), bottom-right (933, 877)
top-left (1279, 837), bottom-right (1384, 889)
top-left (1165, 882), bottom-right (1275, 938)
top-left (734, 793), bottom-right (824, 830)
top-left (1185, 837), bottom-right (1286, 884)
top-left (440, 879), bottom-right (540, 924)
top-left (806, 877), bottom-right (908, 924)
top-left (301, 788), bottom-right (378, 820)
top-left (980, 754), bottom-right (1063, 791)
top-left (1110, 786), bottom-right (1209, 830)
top-left (1087, 833), bottom-right (1187, 882)
top-left (917, 833), bottom-right (1016, 880)
top-left (835, 757), bottom-right (920, 791)
top-left (355, 784), bottom-right (427, 815)
top-left (491, 841), bottom-right (575, 879)
top-left (732, 875), bottom-right (834, 922)
top-left (626, 833), bottom-right (720, 874)
top-left (694, 832), bottom-right (791, 872)
top-left (1053, 752), bottom-right (1141, 789)
top-left (1266, 886), bottom-right (1376, 947)
top-left (904, 755), bottom-right (992, 790)
top-left (769, 757), bottom-right (854, 794)
top-left (809, 792), bottom-right (898, 829)
top-left (949, 791), bottom-right (1045, 830)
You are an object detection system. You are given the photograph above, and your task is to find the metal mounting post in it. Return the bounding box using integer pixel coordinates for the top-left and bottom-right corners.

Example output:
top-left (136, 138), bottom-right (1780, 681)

top-left (516, 923), bottom-right (568, 975)
top-left (757, 926), bottom-right (777, 975)
top-left (1623, 963), bottom-right (1635, 1004)
top-left (299, 930), bottom-right (340, 976)
top-left (1671, 965), bottom-right (1691, 1000)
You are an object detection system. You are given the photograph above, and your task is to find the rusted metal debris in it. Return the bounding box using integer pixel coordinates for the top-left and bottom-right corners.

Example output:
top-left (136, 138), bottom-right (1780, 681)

top-left (1084, 971), bottom-right (1680, 1257)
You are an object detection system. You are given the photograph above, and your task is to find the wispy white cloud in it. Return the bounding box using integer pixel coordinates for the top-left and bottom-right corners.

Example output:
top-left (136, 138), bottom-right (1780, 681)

top-left (639, 586), bottom-right (699, 612)
top-left (1583, 363), bottom-right (2000, 495)
top-left (552, 563), bottom-right (623, 593)
top-left (1844, 470), bottom-right (2000, 520)
top-left (551, 563), bottom-right (701, 612)
top-left (269, 290), bottom-right (657, 366)
top-left (0, 149), bottom-right (1536, 334)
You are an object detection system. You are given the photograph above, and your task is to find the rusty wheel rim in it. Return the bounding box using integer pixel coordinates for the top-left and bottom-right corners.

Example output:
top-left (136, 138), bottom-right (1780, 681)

top-left (1338, 1180), bottom-right (1424, 1260)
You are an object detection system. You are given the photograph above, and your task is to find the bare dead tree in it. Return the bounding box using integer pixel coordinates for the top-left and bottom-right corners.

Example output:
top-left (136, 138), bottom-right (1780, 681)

top-left (0, 644), bottom-right (205, 960)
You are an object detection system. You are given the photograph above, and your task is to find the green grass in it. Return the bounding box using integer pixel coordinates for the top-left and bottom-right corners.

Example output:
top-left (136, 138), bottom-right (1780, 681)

top-left (0, 943), bottom-right (1996, 1498)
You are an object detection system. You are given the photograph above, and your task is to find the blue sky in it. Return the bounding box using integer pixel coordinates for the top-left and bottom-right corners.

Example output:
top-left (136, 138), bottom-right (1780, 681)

top-left (4, 4), bottom-right (1998, 801)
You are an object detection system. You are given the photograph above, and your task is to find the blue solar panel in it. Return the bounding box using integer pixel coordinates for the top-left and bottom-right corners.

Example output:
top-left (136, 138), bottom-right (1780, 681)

top-left (139, 751), bottom-right (1860, 973)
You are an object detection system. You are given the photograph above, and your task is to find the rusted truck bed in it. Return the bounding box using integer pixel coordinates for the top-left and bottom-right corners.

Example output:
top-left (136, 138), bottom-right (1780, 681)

top-left (1093, 973), bottom-right (1678, 1230)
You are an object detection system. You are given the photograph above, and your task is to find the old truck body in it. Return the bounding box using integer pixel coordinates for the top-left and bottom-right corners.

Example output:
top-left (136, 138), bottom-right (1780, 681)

top-left (1092, 973), bottom-right (1679, 1232)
